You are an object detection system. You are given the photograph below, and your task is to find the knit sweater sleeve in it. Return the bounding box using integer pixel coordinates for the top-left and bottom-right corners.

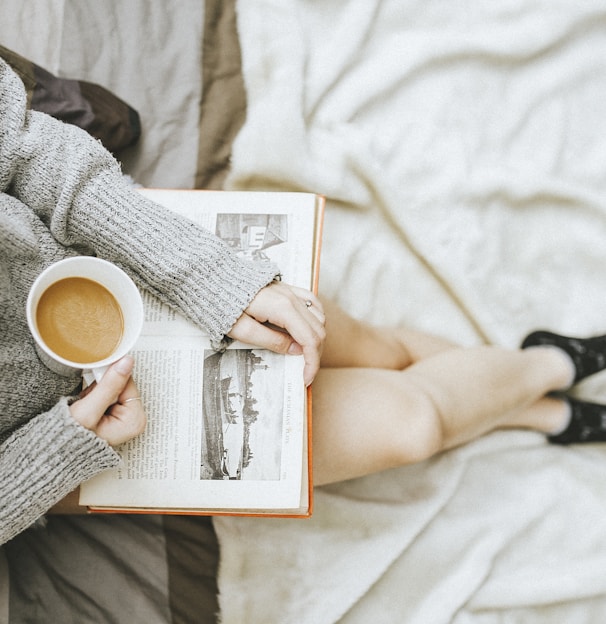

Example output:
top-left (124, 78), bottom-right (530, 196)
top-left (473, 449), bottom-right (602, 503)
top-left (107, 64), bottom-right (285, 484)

top-left (0, 60), bottom-right (278, 347)
top-left (0, 398), bottom-right (120, 545)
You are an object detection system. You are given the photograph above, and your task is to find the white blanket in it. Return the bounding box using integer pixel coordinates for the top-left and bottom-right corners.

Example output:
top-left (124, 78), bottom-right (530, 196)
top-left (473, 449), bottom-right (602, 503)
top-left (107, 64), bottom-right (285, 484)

top-left (216, 2), bottom-right (606, 622)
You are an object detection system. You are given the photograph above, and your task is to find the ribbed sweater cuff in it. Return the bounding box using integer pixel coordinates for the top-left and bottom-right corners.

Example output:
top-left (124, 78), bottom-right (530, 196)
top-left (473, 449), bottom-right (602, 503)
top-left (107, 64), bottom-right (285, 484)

top-left (0, 398), bottom-right (120, 544)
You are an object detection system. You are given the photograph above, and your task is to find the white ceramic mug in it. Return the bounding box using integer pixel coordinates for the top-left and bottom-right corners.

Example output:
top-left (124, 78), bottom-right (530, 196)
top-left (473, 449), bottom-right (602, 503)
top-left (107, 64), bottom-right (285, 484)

top-left (27, 256), bottom-right (144, 382)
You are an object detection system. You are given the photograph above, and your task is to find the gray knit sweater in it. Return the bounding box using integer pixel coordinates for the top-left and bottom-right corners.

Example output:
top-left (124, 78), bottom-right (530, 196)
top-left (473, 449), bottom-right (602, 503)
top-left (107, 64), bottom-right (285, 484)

top-left (0, 59), bottom-right (277, 544)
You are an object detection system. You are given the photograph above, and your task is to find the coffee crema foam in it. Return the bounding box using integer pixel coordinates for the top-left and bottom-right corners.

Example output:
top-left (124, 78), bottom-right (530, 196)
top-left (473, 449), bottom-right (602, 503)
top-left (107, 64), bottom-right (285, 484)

top-left (36, 277), bottom-right (124, 364)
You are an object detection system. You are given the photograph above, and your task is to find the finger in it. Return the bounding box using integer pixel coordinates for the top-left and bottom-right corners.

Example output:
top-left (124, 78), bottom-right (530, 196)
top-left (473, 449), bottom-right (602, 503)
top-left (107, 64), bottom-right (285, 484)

top-left (296, 294), bottom-right (326, 325)
top-left (303, 301), bottom-right (326, 325)
top-left (71, 356), bottom-right (135, 429)
top-left (96, 406), bottom-right (146, 446)
top-left (229, 313), bottom-right (297, 354)
top-left (103, 394), bottom-right (147, 442)
top-left (116, 376), bottom-right (143, 406)
top-left (247, 282), bottom-right (323, 318)
top-left (301, 344), bottom-right (323, 387)
top-left (232, 282), bottom-right (325, 385)
top-left (247, 284), bottom-right (325, 337)
top-left (230, 314), bottom-right (321, 386)
top-left (95, 376), bottom-right (146, 445)
top-left (78, 382), bottom-right (96, 400)
top-left (263, 305), bottom-right (324, 386)
top-left (285, 288), bottom-right (326, 325)
top-left (287, 286), bottom-right (324, 312)
top-left (235, 294), bottom-right (324, 359)
top-left (257, 287), bottom-right (325, 384)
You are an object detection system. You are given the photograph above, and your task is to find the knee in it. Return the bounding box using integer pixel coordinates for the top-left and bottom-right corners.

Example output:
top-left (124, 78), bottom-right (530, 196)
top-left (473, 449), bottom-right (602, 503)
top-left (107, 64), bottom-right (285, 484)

top-left (386, 386), bottom-right (445, 466)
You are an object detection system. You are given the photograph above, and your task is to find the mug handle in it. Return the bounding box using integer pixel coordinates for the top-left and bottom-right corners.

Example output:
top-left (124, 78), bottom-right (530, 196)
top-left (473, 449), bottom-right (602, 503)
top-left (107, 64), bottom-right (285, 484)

top-left (82, 365), bottom-right (109, 386)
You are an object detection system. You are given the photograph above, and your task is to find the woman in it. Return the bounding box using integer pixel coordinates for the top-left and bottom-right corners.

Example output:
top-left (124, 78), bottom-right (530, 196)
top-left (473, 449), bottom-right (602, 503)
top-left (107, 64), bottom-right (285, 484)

top-left (4, 50), bottom-right (606, 623)
top-left (3, 55), bottom-right (606, 543)
top-left (0, 57), bottom-right (324, 545)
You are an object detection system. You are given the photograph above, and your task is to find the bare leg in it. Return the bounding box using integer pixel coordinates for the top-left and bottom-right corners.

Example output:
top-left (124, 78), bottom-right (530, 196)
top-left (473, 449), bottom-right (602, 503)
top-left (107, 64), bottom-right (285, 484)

top-left (320, 297), bottom-right (459, 370)
top-left (312, 342), bottom-right (573, 485)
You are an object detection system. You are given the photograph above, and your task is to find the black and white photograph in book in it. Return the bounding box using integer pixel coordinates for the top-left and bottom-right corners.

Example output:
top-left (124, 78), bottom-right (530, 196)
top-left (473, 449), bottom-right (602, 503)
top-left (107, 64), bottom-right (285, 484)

top-left (200, 348), bottom-right (286, 481)
top-left (215, 212), bottom-right (288, 263)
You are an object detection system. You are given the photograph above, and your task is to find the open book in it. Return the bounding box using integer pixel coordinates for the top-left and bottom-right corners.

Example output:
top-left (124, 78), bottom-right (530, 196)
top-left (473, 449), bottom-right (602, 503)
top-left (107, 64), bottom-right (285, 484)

top-left (79, 189), bottom-right (324, 517)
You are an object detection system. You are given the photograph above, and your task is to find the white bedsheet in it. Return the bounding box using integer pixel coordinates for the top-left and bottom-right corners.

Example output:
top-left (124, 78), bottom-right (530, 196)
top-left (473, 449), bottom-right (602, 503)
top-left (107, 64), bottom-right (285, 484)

top-left (215, 2), bottom-right (606, 622)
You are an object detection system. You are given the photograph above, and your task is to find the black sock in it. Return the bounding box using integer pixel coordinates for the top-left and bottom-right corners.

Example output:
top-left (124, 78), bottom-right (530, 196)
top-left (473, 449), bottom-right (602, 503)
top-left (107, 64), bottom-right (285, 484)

top-left (521, 330), bottom-right (606, 384)
top-left (549, 396), bottom-right (606, 445)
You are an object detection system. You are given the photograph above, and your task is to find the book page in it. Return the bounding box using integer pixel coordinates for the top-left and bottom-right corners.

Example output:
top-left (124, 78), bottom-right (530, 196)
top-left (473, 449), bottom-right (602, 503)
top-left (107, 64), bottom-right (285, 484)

top-left (138, 189), bottom-right (317, 289)
top-left (80, 335), bottom-right (306, 510)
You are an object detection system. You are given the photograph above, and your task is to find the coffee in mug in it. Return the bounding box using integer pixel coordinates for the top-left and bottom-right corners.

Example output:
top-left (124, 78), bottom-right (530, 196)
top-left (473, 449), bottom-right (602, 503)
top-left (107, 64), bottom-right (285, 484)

top-left (36, 276), bottom-right (125, 364)
top-left (27, 257), bottom-right (144, 380)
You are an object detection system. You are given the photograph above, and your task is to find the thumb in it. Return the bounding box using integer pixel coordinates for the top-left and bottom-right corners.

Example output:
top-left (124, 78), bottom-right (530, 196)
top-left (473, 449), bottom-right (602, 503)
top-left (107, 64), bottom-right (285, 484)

top-left (81, 356), bottom-right (134, 421)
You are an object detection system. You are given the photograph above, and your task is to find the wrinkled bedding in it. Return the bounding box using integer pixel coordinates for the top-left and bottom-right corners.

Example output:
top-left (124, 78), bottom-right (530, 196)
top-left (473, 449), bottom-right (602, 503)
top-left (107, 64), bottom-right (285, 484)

top-left (218, 2), bottom-right (606, 623)
top-left (4, 1), bottom-right (606, 623)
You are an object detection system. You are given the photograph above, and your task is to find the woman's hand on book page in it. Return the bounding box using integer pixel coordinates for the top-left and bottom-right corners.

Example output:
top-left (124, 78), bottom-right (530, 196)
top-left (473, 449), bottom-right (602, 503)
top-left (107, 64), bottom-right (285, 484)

top-left (227, 281), bottom-right (326, 386)
top-left (70, 355), bottom-right (147, 446)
